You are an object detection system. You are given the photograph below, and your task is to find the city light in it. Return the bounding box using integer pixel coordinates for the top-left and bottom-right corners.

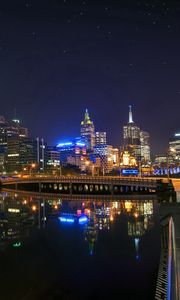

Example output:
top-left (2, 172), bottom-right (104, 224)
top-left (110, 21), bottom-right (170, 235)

top-left (32, 205), bottom-right (37, 211)
top-left (78, 215), bottom-right (89, 224)
top-left (59, 217), bottom-right (75, 223)
top-left (134, 212), bottom-right (139, 218)
top-left (110, 215), bottom-right (114, 221)
top-left (122, 169), bottom-right (139, 175)
top-left (57, 142), bottom-right (73, 147)
top-left (13, 242), bottom-right (21, 248)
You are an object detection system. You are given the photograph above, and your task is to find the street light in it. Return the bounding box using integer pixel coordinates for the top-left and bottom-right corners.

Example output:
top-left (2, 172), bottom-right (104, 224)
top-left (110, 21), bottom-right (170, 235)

top-left (30, 163), bottom-right (36, 176)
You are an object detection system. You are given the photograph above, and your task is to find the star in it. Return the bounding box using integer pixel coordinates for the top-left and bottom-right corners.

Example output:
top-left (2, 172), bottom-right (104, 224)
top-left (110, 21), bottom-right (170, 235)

top-left (32, 32), bottom-right (37, 39)
top-left (25, 0), bottom-right (32, 8)
top-left (63, 49), bottom-right (70, 55)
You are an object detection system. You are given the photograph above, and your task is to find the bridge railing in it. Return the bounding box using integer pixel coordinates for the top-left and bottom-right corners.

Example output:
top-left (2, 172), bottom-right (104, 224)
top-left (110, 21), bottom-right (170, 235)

top-left (1, 175), bottom-right (159, 183)
top-left (156, 214), bottom-right (179, 300)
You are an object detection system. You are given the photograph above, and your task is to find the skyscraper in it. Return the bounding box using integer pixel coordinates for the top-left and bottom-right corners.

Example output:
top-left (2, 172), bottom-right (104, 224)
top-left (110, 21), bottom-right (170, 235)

top-left (80, 109), bottom-right (95, 151)
top-left (140, 131), bottom-right (151, 162)
top-left (123, 106), bottom-right (141, 160)
top-left (0, 115), bottom-right (29, 173)
top-left (169, 132), bottom-right (180, 161)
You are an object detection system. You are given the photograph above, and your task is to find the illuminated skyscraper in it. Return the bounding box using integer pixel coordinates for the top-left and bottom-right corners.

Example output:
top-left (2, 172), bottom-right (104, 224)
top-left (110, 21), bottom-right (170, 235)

top-left (169, 132), bottom-right (180, 161)
top-left (80, 109), bottom-right (95, 151)
top-left (0, 115), bottom-right (29, 172)
top-left (140, 131), bottom-right (151, 162)
top-left (123, 106), bottom-right (141, 160)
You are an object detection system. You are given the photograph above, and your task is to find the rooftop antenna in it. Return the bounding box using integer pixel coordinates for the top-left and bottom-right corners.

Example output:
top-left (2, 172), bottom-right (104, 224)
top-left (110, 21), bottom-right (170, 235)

top-left (129, 105), bottom-right (133, 123)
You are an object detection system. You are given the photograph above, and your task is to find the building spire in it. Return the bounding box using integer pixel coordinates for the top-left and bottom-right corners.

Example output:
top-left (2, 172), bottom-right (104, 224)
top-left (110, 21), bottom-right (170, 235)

top-left (81, 109), bottom-right (93, 125)
top-left (129, 105), bottom-right (133, 123)
top-left (85, 108), bottom-right (90, 121)
top-left (12, 108), bottom-right (20, 124)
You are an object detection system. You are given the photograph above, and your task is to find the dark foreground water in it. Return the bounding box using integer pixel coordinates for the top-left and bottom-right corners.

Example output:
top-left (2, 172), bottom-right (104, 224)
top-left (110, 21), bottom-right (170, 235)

top-left (0, 192), bottom-right (161, 300)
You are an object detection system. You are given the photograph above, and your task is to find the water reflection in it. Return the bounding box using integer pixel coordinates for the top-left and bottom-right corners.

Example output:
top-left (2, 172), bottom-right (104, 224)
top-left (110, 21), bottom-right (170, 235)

top-left (0, 192), bottom-right (155, 257)
top-left (0, 192), bottom-right (160, 300)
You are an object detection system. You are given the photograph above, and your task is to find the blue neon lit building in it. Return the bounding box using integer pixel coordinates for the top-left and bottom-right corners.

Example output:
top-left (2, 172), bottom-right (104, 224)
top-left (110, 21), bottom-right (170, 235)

top-left (57, 137), bottom-right (87, 166)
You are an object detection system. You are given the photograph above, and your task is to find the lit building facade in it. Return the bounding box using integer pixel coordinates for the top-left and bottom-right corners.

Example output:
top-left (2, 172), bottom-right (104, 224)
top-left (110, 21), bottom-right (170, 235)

top-left (169, 132), bottom-right (180, 161)
top-left (46, 146), bottom-right (60, 173)
top-left (6, 138), bottom-right (37, 172)
top-left (57, 138), bottom-right (87, 168)
top-left (0, 115), bottom-right (29, 173)
top-left (80, 109), bottom-right (95, 151)
top-left (6, 137), bottom-right (47, 173)
top-left (140, 131), bottom-right (151, 162)
top-left (93, 144), bottom-right (115, 174)
top-left (95, 132), bottom-right (107, 145)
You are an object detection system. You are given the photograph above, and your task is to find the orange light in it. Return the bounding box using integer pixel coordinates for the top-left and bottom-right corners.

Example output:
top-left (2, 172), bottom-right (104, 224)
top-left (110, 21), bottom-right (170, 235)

top-left (54, 205), bottom-right (58, 210)
top-left (134, 212), bottom-right (139, 218)
top-left (31, 163), bottom-right (36, 168)
top-left (110, 215), bottom-right (114, 221)
top-left (23, 200), bottom-right (27, 205)
top-left (32, 205), bottom-right (37, 211)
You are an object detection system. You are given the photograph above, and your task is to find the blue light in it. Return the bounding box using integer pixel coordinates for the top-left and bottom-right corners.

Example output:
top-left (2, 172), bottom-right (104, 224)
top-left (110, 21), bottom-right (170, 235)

top-left (78, 215), bottom-right (89, 224)
top-left (57, 142), bottom-right (73, 147)
top-left (59, 217), bottom-right (75, 223)
top-left (122, 169), bottom-right (138, 175)
top-left (76, 142), bottom-right (85, 147)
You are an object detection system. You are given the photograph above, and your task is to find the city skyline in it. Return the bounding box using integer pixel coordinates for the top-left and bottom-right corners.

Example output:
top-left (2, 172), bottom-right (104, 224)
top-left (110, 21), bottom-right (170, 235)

top-left (0, 105), bottom-right (178, 157)
top-left (0, 1), bottom-right (180, 154)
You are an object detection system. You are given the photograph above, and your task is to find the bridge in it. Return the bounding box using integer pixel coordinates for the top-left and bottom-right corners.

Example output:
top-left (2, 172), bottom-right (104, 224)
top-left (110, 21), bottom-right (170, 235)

top-left (0, 175), bottom-right (176, 200)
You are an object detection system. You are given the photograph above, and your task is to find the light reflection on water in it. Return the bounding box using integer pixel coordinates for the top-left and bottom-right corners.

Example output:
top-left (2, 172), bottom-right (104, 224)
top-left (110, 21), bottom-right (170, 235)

top-left (0, 192), bottom-right (161, 300)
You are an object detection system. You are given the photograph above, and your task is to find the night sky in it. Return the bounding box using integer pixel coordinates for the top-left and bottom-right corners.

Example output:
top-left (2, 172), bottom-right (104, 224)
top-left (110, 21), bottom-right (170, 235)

top-left (0, 0), bottom-right (180, 155)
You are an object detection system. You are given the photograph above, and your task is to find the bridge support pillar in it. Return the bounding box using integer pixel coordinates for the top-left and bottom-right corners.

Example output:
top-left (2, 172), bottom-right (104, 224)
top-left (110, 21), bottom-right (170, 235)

top-left (110, 184), bottom-right (113, 196)
top-left (38, 182), bottom-right (41, 193)
top-left (70, 183), bottom-right (72, 196)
